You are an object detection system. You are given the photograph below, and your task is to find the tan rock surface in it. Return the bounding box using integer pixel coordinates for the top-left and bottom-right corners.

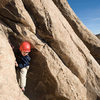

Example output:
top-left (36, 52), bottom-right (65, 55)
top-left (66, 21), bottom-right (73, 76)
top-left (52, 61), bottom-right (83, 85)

top-left (0, 27), bottom-right (29, 100)
top-left (0, 0), bottom-right (100, 100)
top-left (52, 0), bottom-right (100, 64)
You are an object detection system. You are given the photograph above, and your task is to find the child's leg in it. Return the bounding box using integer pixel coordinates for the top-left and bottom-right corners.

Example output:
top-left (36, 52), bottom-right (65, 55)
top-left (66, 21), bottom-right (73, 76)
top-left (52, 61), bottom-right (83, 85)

top-left (19, 66), bottom-right (29, 90)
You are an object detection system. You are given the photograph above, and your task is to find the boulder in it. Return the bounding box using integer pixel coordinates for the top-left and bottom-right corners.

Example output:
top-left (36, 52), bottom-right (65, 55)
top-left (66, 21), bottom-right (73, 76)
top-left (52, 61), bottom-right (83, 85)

top-left (0, 0), bottom-right (100, 100)
top-left (52, 0), bottom-right (100, 64)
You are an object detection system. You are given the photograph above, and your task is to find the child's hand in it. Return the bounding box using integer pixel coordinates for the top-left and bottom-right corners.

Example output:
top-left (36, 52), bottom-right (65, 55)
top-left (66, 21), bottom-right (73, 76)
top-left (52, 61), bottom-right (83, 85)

top-left (15, 61), bottom-right (18, 67)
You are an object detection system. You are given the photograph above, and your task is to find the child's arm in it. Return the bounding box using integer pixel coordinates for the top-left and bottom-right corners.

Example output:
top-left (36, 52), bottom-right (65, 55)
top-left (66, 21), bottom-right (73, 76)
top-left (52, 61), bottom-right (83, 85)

top-left (15, 61), bottom-right (18, 67)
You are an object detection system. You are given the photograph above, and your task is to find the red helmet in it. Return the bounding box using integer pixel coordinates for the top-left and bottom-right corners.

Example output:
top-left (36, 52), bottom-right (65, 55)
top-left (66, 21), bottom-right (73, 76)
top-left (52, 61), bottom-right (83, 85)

top-left (19, 41), bottom-right (31, 52)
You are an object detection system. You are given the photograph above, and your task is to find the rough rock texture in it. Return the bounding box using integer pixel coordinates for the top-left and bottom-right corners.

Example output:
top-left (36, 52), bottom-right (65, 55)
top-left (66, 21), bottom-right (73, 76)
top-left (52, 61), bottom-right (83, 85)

top-left (52, 0), bottom-right (100, 64)
top-left (0, 0), bottom-right (100, 100)
top-left (97, 34), bottom-right (100, 39)
top-left (96, 34), bottom-right (100, 64)
top-left (0, 27), bottom-right (28, 100)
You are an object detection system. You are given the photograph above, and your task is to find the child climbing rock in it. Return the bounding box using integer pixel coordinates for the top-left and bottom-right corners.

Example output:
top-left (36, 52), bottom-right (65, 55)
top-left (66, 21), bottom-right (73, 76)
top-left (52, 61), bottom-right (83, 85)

top-left (15, 41), bottom-right (31, 92)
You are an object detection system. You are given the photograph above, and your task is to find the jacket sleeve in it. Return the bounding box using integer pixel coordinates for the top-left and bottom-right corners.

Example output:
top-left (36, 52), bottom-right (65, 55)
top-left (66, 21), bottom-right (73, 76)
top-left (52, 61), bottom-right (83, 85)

top-left (18, 63), bottom-right (24, 69)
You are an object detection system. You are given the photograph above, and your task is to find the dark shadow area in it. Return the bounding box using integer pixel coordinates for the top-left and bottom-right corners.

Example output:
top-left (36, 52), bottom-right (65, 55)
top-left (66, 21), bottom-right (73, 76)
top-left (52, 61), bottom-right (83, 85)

top-left (8, 33), bottom-right (22, 52)
top-left (96, 96), bottom-right (100, 100)
top-left (25, 49), bottom-right (58, 100)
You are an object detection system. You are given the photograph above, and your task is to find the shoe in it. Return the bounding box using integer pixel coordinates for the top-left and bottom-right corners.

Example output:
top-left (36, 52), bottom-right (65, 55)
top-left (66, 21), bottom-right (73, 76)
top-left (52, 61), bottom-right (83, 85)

top-left (21, 87), bottom-right (25, 92)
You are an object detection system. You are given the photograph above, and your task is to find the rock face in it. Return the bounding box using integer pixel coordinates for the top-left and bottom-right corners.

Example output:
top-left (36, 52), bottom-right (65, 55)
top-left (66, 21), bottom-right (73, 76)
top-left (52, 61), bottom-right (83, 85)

top-left (97, 34), bottom-right (100, 39)
top-left (0, 0), bottom-right (100, 100)
top-left (96, 34), bottom-right (100, 64)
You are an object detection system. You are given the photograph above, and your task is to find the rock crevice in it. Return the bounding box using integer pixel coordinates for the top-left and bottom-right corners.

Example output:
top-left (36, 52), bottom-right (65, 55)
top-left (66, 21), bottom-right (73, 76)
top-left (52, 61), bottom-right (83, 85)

top-left (0, 0), bottom-right (100, 100)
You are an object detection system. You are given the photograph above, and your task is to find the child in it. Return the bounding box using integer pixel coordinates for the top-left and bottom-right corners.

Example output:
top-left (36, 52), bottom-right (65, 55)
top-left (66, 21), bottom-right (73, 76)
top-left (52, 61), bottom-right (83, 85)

top-left (15, 41), bottom-right (31, 92)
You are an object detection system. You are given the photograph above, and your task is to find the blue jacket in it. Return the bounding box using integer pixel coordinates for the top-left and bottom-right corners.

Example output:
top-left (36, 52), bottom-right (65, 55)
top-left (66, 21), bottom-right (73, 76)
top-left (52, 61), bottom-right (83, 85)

top-left (15, 50), bottom-right (31, 69)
